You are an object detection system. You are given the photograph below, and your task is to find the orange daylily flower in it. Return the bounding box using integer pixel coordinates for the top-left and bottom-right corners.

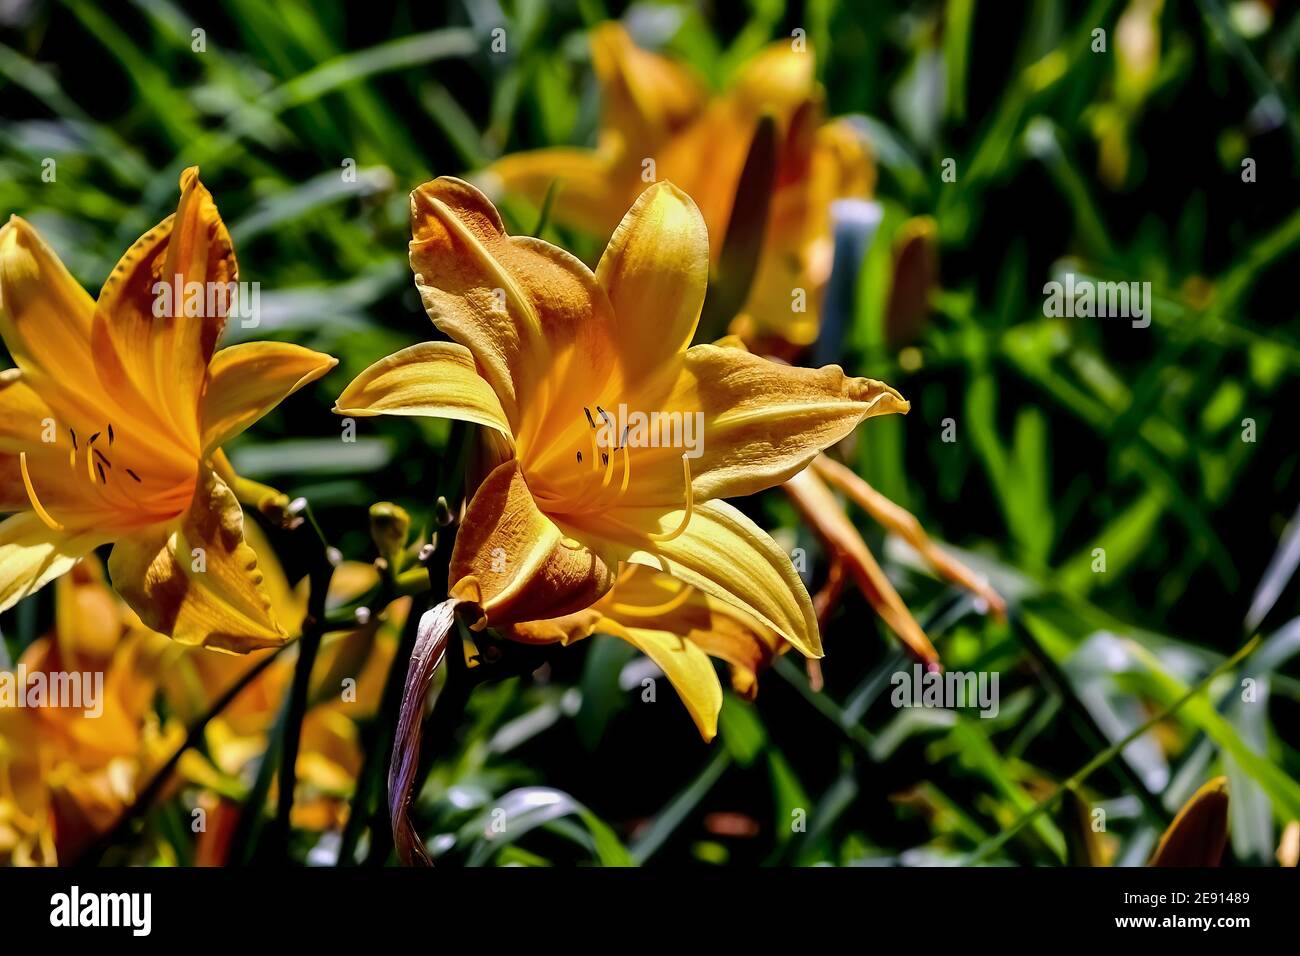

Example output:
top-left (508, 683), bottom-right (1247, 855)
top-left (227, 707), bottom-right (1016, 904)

top-left (0, 168), bottom-right (337, 652)
top-left (486, 22), bottom-right (874, 349)
top-left (336, 176), bottom-right (907, 733)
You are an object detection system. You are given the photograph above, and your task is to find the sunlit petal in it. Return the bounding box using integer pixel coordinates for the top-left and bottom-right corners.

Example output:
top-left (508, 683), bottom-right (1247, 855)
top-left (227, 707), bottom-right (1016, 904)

top-left (201, 341), bottom-right (337, 454)
top-left (333, 340), bottom-right (510, 438)
top-left (107, 468), bottom-right (288, 653)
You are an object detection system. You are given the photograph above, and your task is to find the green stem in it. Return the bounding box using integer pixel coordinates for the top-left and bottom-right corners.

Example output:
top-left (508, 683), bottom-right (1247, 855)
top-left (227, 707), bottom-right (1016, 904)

top-left (263, 499), bottom-right (335, 861)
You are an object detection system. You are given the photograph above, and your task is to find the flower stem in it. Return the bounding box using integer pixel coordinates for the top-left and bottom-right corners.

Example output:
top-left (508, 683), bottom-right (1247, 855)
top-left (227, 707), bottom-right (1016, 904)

top-left (356, 506), bottom-right (457, 865)
top-left (75, 645), bottom-right (288, 866)
top-left (263, 499), bottom-right (336, 861)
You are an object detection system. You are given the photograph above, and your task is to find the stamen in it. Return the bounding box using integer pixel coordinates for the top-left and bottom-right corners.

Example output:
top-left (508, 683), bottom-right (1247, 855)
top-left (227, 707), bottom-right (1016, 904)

top-left (583, 407), bottom-right (596, 429)
top-left (125, 469), bottom-right (142, 483)
top-left (610, 583), bottom-right (696, 618)
top-left (68, 428), bottom-right (77, 470)
top-left (617, 441), bottom-right (631, 497)
top-left (93, 448), bottom-right (111, 469)
top-left (599, 445), bottom-right (615, 491)
top-left (20, 452), bottom-right (64, 531)
top-left (576, 451), bottom-right (583, 464)
top-left (95, 462), bottom-right (107, 485)
top-left (648, 456), bottom-right (694, 543)
top-left (108, 423), bottom-right (115, 446)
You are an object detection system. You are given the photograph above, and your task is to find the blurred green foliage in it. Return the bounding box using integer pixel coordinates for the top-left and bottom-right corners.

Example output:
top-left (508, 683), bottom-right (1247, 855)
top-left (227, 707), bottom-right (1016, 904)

top-left (1, 0), bottom-right (1298, 866)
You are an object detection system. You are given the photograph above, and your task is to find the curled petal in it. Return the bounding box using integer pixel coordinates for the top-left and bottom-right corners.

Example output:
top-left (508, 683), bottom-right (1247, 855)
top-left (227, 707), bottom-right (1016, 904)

top-left (625, 344), bottom-right (908, 508)
top-left (784, 467), bottom-right (939, 666)
top-left (408, 176), bottom-right (621, 445)
top-left (450, 460), bottom-right (615, 627)
top-left (0, 217), bottom-right (112, 429)
top-left (812, 454), bottom-right (1005, 619)
top-left (107, 468), bottom-right (288, 653)
top-left (333, 341), bottom-right (510, 439)
top-left (599, 566), bottom-right (782, 700)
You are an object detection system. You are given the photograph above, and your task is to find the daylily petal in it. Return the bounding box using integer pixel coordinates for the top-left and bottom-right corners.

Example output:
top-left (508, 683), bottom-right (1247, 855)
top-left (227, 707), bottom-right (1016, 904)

top-left (484, 147), bottom-right (630, 238)
top-left (623, 343), bottom-right (908, 507)
top-left (0, 217), bottom-right (106, 425)
top-left (0, 367), bottom-right (53, 454)
top-left (784, 467), bottom-right (938, 665)
top-left (601, 619), bottom-right (722, 741)
top-left (730, 41), bottom-right (818, 116)
top-left (596, 182), bottom-right (709, 383)
top-left (201, 341), bottom-right (337, 454)
top-left (812, 454), bottom-right (1005, 619)
top-left (597, 565), bottom-right (782, 699)
top-left (0, 512), bottom-right (104, 614)
top-left (408, 177), bottom-right (622, 451)
top-left (450, 460), bottom-right (615, 626)
top-left (657, 100), bottom-right (757, 258)
top-left (502, 606), bottom-right (605, 646)
top-left (591, 22), bottom-right (705, 150)
top-left (92, 167), bottom-right (236, 454)
top-left (333, 340), bottom-right (510, 439)
top-left (107, 468), bottom-right (288, 652)
top-left (573, 499), bottom-right (820, 657)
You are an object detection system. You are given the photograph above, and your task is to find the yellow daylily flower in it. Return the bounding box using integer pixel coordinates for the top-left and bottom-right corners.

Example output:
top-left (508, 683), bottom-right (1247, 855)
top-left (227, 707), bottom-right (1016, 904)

top-left (0, 531), bottom-right (400, 865)
top-left (0, 558), bottom-right (177, 866)
top-left (485, 22), bottom-right (874, 350)
top-left (506, 564), bottom-right (785, 741)
top-left (160, 544), bottom-right (402, 839)
top-left (336, 176), bottom-right (907, 688)
top-left (0, 168), bottom-right (337, 652)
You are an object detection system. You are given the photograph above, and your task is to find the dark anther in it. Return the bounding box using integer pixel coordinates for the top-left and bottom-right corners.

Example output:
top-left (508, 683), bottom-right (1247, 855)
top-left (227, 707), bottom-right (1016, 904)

top-left (125, 469), bottom-right (143, 483)
top-left (95, 462), bottom-right (107, 484)
top-left (576, 451), bottom-right (583, 463)
top-left (69, 428), bottom-right (78, 450)
top-left (583, 407), bottom-right (596, 428)
top-left (108, 424), bottom-right (115, 445)
top-left (93, 448), bottom-right (111, 468)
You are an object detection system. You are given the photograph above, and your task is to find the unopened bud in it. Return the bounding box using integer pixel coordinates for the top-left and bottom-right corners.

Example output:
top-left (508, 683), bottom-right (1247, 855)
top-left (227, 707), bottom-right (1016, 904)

top-left (369, 501), bottom-right (412, 569)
